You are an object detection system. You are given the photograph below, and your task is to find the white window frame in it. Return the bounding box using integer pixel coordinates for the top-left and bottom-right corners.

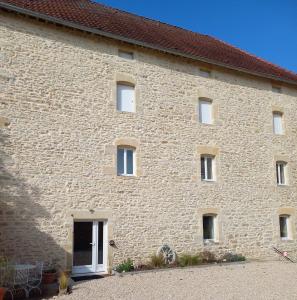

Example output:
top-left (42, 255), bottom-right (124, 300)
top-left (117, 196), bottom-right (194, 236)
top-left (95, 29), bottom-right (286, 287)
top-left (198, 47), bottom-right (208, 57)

top-left (116, 83), bottom-right (135, 113)
top-left (202, 214), bottom-right (218, 242)
top-left (201, 155), bottom-right (215, 181)
top-left (117, 147), bottom-right (135, 176)
top-left (276, 161), bottom-right (287, 185)
top-left (279, 215), bottom-right (292, 240)
top-left (199, 99), bottom-right (213, 124)
top-left (118, 50), bottom-right (134, 60)
top-left (273, 112), bottom-right (283, 135)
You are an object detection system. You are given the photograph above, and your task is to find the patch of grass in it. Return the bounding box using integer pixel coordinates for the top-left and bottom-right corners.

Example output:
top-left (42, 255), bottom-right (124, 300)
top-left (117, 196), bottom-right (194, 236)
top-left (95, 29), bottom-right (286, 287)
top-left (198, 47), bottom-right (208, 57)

top-left (177, 253), bottom-right (202, 267)
top-left (149, 254), bottom-right (166, 268)
top-left (115, 259), bottom-right (134, 273)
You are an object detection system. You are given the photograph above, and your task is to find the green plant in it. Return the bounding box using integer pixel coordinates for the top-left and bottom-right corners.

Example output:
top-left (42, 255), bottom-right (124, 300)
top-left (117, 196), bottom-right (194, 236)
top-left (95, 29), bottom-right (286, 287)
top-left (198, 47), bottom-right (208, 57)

top-left (58, 272), bottom-right (68, 290)
top-left (115, 259), bottom-right (134, 273)
top-left (0, 257), bottom-right (13, 287)
top-left (177, 253), bottom-right (202, 267)
top-left (199, 251), bottom-right (217, 263)
top-left (149, 254), bottom-right (165, 268)
top-left (220, 253), bottom-right (246, 262)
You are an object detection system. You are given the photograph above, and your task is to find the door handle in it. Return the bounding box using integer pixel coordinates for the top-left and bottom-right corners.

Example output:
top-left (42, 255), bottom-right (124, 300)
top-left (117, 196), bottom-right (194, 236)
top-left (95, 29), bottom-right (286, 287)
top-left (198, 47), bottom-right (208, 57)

top-left (90, 242), bottom-right (95, 246)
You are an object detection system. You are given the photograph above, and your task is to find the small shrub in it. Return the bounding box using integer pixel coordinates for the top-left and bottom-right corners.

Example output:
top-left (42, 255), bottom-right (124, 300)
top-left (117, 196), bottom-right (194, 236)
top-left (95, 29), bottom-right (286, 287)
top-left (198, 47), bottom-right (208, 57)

top-left (115, 259), bottom-right (134, 273)
top-left (178, 253), bottom-right (202, 267)
top-left (199, 251), bottom-right (217, 263)
top-left (220, 253), bottom-right (246, 262)
top-left (149, 254), bottom-right (165, 268)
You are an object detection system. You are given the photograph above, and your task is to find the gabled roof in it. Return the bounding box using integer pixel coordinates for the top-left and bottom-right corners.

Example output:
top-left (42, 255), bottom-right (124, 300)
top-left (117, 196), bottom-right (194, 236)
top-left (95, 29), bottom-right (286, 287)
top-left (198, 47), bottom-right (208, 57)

top-left (1, 0), bottom-right (297, 85)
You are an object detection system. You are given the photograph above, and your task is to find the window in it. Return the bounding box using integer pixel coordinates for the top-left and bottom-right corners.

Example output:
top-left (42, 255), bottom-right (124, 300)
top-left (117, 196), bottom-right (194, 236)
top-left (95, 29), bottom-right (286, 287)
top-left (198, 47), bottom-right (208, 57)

top-left (203, 214), bottom-right (217, 241)
top-left (201, 155), bottom-right (215, 181)
top-left (276, 161), bottom-right (287, 185)
top-left (117, 147), bottom-right (135, 176)
top-left (272, 86), bottom-right (282, 94)
top-left (279, 215), bottom-right (291, 240)
top-left (118, 50), bottom-right (134, 60)
top-left (200, 69), bottom-right (211, 78)
top-left (117, 83), bottom-right (135, 112)
top-left (199, 99), bottom-right (212, 124)
top-left (273, 112), bottom-right (283, 134)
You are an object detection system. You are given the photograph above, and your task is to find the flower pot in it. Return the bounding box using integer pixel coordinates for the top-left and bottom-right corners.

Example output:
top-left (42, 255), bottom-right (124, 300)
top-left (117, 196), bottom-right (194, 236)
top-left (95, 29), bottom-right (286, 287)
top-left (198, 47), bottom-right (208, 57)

top-left (42, 271), bottom-right (57, 284)
top-left (0, 287), bottom-right (6, 300)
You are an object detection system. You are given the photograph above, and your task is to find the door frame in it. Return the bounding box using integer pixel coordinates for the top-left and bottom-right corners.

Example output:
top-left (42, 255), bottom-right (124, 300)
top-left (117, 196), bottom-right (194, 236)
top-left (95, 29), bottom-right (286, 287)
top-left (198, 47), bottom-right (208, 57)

top-left (72, 219), bottom-right (108, 276)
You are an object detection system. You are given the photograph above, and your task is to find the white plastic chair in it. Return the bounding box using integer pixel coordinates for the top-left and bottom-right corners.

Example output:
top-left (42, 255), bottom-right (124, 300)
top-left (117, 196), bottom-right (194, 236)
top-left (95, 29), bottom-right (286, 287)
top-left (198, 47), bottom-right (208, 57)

top-left (27, 262), bottom-right (43, 297)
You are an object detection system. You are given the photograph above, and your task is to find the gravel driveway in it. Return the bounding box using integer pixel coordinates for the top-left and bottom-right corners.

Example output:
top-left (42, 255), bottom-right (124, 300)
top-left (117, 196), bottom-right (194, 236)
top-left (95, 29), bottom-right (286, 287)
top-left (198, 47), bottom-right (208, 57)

top-left (53, 261), bottom-right (297, 300)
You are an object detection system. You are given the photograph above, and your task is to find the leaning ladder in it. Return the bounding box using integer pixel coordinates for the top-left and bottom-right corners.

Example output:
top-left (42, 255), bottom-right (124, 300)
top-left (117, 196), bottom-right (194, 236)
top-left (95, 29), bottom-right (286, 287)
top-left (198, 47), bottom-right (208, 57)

top-left (272, 247), bottom-right (295, 263)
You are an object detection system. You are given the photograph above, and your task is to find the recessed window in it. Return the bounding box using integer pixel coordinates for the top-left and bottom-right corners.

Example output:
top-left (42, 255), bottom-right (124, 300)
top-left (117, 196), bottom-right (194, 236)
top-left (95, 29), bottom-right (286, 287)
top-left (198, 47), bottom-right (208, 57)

top-left (200, 69), bottom-right (211, 78)
top-left (117, 147), bottom-right (135, 176)
top-left (272, 86), bottom-right (282, 94)
top-left (276, 161), bottom-right (287, 185)
top-left (117, 83), bottom-right (135, 113)
top-left (118, 50), bottom-right (134, 60)
top-left (279, 215), bottom-right (291, 240)
top-left (199, 99), bottom-right (212, 124)
top-left (273, 112), bottom-right (283, 134)
top-left (201, 155), bottom-right (215, 181)
top-left (203, 214), bottom-right (217, 241)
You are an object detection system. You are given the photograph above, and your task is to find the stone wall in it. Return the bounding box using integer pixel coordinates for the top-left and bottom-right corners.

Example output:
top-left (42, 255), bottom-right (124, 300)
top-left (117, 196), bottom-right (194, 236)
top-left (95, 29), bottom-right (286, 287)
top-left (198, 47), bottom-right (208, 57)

top-left (1, 11), bottom-right (297, 270)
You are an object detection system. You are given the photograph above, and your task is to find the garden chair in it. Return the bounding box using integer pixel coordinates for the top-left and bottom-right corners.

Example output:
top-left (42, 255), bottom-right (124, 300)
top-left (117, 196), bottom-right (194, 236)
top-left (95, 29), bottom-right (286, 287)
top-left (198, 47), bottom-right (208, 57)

top-left (27, 262), bottom-right (43, 297)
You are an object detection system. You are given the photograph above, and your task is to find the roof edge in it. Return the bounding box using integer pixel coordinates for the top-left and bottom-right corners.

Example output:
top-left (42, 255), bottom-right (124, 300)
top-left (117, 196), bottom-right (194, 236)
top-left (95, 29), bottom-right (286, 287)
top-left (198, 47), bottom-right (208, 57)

top-left (1, 1), bottom-right (297, 87)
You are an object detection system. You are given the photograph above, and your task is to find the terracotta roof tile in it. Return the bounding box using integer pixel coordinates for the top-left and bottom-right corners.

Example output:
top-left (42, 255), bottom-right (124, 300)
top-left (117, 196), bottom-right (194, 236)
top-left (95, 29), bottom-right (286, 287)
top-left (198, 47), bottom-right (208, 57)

top-left (1, 0), bottom-right (297, 84)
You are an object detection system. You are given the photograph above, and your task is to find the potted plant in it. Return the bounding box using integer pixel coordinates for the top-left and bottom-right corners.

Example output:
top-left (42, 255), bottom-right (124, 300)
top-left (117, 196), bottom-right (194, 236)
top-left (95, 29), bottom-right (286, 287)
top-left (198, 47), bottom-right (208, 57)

top-left (58, 272), bottom-right (69, 296)
top-left (42, 261), bottom-right (58, 284)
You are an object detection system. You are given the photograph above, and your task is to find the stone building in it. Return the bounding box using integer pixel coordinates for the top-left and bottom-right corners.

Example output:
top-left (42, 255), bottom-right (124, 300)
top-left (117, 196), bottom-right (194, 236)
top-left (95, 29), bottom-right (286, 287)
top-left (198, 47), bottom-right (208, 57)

top-left (1, 0), bottom-right (297, 275)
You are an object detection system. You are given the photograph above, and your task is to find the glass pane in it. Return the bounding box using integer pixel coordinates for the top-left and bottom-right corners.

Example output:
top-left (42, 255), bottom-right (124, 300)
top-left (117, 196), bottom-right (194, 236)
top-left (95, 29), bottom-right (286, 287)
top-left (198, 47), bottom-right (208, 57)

top-left (201, 157), bottom-right (205, 180)
top-left (207, 157), bottom-right (213, 180)
top-left (203, 216), bottom-right (214, 239)
top-left (199, 100), bottom-right (212, 124)
top-left (117, 148), bottom-right (125, 175)
top-left (273, 113), bottom-right (283, 134)
top-left (117, 85), bottom-right (134, 112)
top-left (73, 222), bottom-right (93, 266)
top-left (280, 216), bottom-right (288, 238)
top-left (126, 149), bottom-right (134, 175)
top-left (280, 164), bottom-right (285, 184)
top-left (97, 222), bottom-right (104, 264)
top-left (276, 164), bottom-right (279, 184)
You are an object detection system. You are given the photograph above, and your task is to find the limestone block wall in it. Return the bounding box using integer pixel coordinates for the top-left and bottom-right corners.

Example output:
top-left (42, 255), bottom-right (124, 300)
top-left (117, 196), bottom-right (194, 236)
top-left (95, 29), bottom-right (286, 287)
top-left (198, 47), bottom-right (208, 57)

top-left (1, 11), bottom-right (297, 269)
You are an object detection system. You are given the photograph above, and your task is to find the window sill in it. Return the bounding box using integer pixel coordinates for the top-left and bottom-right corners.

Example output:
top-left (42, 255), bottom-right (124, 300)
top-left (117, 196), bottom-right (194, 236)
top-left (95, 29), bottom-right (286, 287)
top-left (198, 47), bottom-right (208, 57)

top-left (277, 184), bottom-right (288, 187)
top-left (281, 237), bottom-right (293, 241)
top-left (116, 110), bottom-right (136, 114)
top-left (203, 239), bottom-right (219, 245)
top-left (202, 179), bottom-right (216, 183)
top-left (117, 174), bottom-right (136, 178)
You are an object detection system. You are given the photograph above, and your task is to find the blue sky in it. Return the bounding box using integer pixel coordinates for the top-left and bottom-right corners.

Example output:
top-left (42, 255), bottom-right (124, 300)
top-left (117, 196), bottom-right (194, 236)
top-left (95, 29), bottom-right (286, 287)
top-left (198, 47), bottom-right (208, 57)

top-left (95, 0), bottom-right (297, 73)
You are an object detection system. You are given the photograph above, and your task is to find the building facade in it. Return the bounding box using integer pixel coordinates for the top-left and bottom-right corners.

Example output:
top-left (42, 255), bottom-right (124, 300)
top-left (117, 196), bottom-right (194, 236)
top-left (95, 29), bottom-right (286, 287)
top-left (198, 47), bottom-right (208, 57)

top-left (1, 1), bottom-right (297, 275)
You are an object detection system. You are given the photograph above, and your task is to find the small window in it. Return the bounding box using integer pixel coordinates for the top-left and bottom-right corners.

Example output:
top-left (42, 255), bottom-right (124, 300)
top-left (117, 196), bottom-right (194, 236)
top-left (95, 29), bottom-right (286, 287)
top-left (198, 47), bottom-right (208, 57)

top-left (276, 161), bottom-right (287, 185)
top-left (203, 214), bottom-right (217, 241)
top-left (117, 83), bottom-right (135, 112)
top-left (199, 99), bottom-right (212, 124)
top-left (201, 155), bottom-right (215, 181)
top-left (200, 69), bottom-right (211, 78)
top-left (118, 50), bottom-right (134, 60)
top-left (272, 86), bottom-right (282, 94)
top-left (273, 112), bottom-right (283, 135)
top-left (279, 215), bottom-right (291, 240)
top-left (117, 147), bottom-right (135, 176)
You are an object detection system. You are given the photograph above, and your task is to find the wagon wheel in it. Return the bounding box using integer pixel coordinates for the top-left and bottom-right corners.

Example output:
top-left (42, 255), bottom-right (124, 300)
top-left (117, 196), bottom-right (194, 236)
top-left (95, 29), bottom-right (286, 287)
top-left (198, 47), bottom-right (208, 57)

top-left (157, 244), bottom-right (176, 264)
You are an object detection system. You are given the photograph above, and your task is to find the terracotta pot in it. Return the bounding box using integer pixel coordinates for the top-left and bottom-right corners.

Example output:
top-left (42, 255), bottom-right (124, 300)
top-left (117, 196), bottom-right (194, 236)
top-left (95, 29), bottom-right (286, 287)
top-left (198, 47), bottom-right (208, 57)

top-left (42, 271), bottom-right (57, 284)
top-left (0, 287), bottom-right (6, 300)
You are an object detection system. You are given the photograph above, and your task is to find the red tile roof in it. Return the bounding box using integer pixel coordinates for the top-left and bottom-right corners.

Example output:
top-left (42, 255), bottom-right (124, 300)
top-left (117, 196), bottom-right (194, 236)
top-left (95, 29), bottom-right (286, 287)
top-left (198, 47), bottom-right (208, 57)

top-left (1, 0), bottom-right (297, 85)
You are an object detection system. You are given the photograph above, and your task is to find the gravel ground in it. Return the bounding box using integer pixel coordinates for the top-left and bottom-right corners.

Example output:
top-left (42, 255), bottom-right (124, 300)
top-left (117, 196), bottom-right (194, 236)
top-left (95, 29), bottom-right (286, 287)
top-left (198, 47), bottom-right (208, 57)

top-left (53, 261), bottom-right (297, 300)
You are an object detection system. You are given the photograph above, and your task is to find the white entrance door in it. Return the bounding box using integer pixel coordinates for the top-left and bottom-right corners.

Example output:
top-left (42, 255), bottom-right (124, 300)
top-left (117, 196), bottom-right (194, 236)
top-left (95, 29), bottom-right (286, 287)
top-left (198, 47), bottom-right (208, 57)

top-left (72, 221), bottom-right (107, 275)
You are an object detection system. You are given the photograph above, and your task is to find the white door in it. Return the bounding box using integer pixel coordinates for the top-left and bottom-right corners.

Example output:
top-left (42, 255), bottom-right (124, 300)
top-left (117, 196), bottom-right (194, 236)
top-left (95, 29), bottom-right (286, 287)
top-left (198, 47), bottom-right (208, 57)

top-left (72, 221), bottom-right (107, 275)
